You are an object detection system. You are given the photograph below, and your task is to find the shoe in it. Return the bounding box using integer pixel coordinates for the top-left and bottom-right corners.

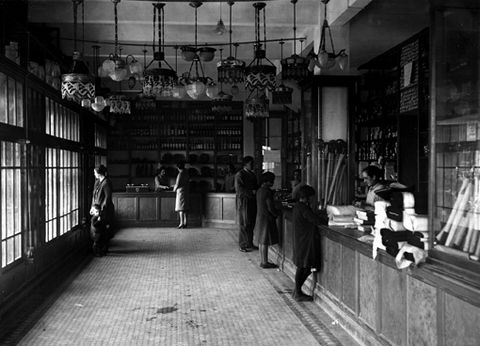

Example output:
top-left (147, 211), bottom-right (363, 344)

top-left (239, 247), bottom-right (251, 253)
top-left (177, 224), bottom-right (184, 229)
top-left (260, 262), bottom-right (278, 269)
top-left (249, 245), bottom-right (259, 250)
top-left (292, 291), bottom-right (313, 302)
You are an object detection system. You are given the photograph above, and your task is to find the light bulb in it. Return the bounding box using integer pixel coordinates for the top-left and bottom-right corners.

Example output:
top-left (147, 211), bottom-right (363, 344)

top-left (215, 19), bottom-right (226, 35)
top-left (129, 60), bottom-right (143, 75)
top-left (206, 84), bottom-right (219, 99)
top-left (318, 50), bottom-right (329, 68)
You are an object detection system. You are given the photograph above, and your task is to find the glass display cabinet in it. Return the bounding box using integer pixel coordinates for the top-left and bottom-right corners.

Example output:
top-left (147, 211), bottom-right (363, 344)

top-left (431, 1), bottom-right (480, 274)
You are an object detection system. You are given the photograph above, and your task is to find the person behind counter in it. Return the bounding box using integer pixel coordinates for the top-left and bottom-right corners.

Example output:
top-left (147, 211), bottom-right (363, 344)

top-left (235, 156), bottom-right (258, 252)
top-left (254, 172), bottom-right (280, 269)
top-left (362, 165), bottom-right (387, 208)
top-left (291, 169), bottom-right (305, 201)
top-left (224, 163), bottom-right (236, 193)
top-left (292, 185), bottom-right (327, 302)
top-left (154, 166), bottom-right (171, 191)
top-left (174, 161), bottom-right (190, 229)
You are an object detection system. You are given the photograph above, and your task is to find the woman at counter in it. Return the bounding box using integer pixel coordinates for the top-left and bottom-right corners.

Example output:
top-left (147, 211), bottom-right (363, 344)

top-left (174, 161), bottom-right (190, 229)
top-left (91, 165), bottom-right (114, 238)
top-left (154, 167), bottom-right (171, 191)
top-left (254, 172), bottom-right (280, 269)
top-left (361, 165), bottom-right (387, 208)
top-left (292, 185), bottom-right (327, 302)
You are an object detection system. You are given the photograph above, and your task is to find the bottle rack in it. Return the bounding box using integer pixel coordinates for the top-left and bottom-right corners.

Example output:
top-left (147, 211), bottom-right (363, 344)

top-left (107, 101), bottom-right (244, 192)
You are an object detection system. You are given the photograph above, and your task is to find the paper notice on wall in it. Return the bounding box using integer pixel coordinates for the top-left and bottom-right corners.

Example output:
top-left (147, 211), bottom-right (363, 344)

top-left (466, 123), bottom-right (477, 141)
top-left (403, 62), bottom-right (413, 88)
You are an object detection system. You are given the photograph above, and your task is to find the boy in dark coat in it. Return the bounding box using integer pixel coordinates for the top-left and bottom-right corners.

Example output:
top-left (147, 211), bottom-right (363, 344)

top-left (253, 172), bottom-right (280, 268)
top-left (292, 185), bottom-right (327, 301)
top-left (90, 204), bottom-right (108, 256)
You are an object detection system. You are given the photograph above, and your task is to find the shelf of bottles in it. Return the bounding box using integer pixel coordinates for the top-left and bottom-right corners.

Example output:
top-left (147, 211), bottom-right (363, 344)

top-left (356, 125), bottom-right (398, 162)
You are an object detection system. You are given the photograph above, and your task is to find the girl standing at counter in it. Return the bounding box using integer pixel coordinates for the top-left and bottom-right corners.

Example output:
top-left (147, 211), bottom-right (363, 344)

top-left (174, 161), bottom-right (190, 229)
top-left (292, 185), bottom-right (327, 301)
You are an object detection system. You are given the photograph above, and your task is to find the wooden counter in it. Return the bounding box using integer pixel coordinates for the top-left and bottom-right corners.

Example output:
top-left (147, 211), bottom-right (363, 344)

top-left (202, 193), bottom-right (237, 229)
top-left (271, 206), bottom-right (480, 346)
top-left (112, 191), bottom-right (202, 227)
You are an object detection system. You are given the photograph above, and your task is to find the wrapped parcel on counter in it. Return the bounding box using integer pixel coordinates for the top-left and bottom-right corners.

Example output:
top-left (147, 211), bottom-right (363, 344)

top-left (326, 205), bottom-right (358, 227)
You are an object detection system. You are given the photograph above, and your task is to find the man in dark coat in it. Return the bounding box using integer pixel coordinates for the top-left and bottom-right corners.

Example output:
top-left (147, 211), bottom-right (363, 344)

top-left (292, 185), bottom-right (327, 301)
top-left (235, 156), bottom-right (258, 252)
top-left (254, 172), bottom-right (280, 268)
top-left (91, 165), bottom-right (114, 238)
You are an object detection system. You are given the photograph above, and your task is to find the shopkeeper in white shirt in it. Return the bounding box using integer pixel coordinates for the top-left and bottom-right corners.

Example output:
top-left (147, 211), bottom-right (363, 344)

top-left (361, 165), bottom-right (386, 208)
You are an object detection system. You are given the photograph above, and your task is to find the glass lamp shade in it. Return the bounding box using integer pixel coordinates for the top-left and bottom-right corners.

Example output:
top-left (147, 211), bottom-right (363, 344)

top-left (98, 65), bottom-right (109, 78)
top-left (181, 46), bottom-right (197, 62)
top-left (186, 80), bottom-right (206, 99)
top-left (109, 68), bottom-right (128, 82)
top-left (129, 59), bottom-right (144, 75)
top-left (172, 84), bottom-right (187, 99)
top-left (102, 59), bottom-right (116, 75)
top-left (337, 52), bottom-right (348, 71)
top-left (281, 55), bottom-right (310, 81)
top-left (198, 47), bottom-right (216, 62)
top-left (143, 68), bottom-right (177, 98)
top-left (245, 93), bottom-right (269, 119)
top-left (81, 99), bottom-right (91, 108)
top-left (245, 65), bottom-right (276, 91)
top-left (91, 96), bottom-right (106, 112)
top-left (318, 50), bottom-right (329, 67)
top-left (206, 83), bottom-right (219, 99)
top-left (217, 57), bottom-right (246, 84)
top-left (215, 18), bottom-right (226, 35)
top-left (61, 73), bottom-right (95, 104)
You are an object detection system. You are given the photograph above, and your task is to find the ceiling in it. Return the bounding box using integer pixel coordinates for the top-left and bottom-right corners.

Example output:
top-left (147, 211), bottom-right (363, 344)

top-left (28, 0), bottom-right (321, 79)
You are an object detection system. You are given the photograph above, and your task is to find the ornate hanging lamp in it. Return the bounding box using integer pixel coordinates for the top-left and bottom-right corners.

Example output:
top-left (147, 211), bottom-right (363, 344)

top-left (100, 0), bottom-right (143, 82)
top-left (281, 0), bottom-right (310, 80)
top-left (215, 49), bottom-right (233, 101)
top-left (182, 1), bottom-right (216, 100)
top-left (309, 0), bottom-right (348, 72)
top-left (272, 41), bottom-right (293, 104)
top-left (217, 1), bottom-right (245, 86)
top-left (90, 45), bottom-right (106, 112)
top-left (61, 0), bottom-right (95, 104)
top-left (143, 2), bottom-right (177, 98)
top-left (245, 2), bottom-right (276, 92)
top-left (214, 1), bottom-right (226, 35)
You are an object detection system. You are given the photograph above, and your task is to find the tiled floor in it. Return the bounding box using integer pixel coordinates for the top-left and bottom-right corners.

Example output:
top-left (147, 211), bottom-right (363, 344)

top-left (8, 227), bottom-right (359, 346)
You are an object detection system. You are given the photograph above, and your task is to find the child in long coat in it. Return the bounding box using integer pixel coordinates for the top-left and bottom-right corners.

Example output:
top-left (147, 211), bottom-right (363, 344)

top-left (292, 185), bottom-right (327, 301)
top-left (90, 204), bottom-right (108, 256)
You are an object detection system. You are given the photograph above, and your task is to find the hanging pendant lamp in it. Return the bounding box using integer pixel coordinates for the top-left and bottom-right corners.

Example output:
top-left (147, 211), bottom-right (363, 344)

top-left (273, 41), bottom-right (293, 105)
top-left (217, 1), bottom-right (245, 85)
top-left (309, 0), bottom-right (348, 72)
top-left (172, 46), bottom-right (187, 99)
top-left (215, 49), bottom-right (233, 101)
top-left (61, 0), bottom-right (95, 104)
top-left (143, 2), bottom-right (177, 98)
top-left (245, 2), bottom-right (276, 92)
top-left (281, 0), bottom-right (310, 81)
top-left (182, 1), bottom-right (216, 100)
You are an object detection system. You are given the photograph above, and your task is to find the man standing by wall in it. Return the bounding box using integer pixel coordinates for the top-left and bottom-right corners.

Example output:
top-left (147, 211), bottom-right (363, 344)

top-left (235, 156), bottom-right (258, 252)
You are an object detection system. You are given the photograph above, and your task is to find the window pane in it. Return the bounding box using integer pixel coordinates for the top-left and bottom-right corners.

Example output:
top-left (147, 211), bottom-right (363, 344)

top-left (16, 81), bottom-right (23, 127)
top-left (0, 72), bottom-right (7, 124)
top-left (7, 77), bottom-right (15, 125)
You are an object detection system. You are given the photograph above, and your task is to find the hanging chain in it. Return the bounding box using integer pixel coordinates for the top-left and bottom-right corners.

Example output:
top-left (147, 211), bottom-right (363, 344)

top-left (82, 0), bottom-right (85, 54)
top-left (73, 0), bottom-right (78, 51)
top-left (228, 1), bottom-right (233, 57)
top-left (194, 5), bottom-right (198, 48)
top-left (279, 41), bottom-right (284, 60)
top-left (157, 4), bottom-right (161, 51)
top-left (263, 5), bottom-right (266, 51)
top-left (152, 3), bottom-right (156, 52)
top-left (114, 0), bottom-right (119, 56)
top-left (162, 5), bottom-right (165, 53)
top-left (174, 45), bottom-right (178, 71)
top-left (292, 0), bottom-right (296, 55)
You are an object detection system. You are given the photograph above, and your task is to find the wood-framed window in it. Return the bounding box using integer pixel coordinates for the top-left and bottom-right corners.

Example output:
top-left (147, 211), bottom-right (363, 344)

top-left (45, 97), bottom-right (79, 142)
top-left (1, 141), bottom-right (25, 267)
top-left (45, 148), bottom-right (80, 242)
top-left (0, 72), bottom-right (23, 127)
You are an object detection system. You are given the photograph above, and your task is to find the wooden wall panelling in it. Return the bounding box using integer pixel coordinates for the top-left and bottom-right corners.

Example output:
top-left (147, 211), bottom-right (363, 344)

top-left (444, 293), bottom-right (480, 346)
top-left (138, 197), bottom-right (158, 221)
top-left (115, 196), bottom-right (137, 220)
top-left (205, 196), bottom-right (221, 220)
top-left (222, 196), bottom-right (236, 221)
top-left (160, 197), bottom-right (176, 220)
top-left (358, 253), bottom-right (379, 331)
top-left (325, 238), bottom-right (342, 299)
top-left (341, 244), bottom-right (357, 312)
top-left (380, 265), bottom-right (407, 346)
top-left (407, 276), bottom-right (437, 346)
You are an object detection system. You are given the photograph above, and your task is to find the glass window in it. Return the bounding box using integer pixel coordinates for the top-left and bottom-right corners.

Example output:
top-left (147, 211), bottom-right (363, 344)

top-left (432, 7), bottom-right (480, 262)
top-left (45, 97), bottom-right (80, 142)
top-left (94, 124), bottom-right (107, 149)
top-left (45, 148), bottom-right (80, 242)
top-left (0, 72), bottom-right (23, 127)
top-left (1, 141), bottom-right (25, 267)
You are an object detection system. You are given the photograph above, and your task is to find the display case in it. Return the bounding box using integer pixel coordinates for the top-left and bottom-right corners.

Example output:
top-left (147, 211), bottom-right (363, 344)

top-left (107, 100), bottom-right (243, 192)
top-left (430, 2), bottom-right (480, 272)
